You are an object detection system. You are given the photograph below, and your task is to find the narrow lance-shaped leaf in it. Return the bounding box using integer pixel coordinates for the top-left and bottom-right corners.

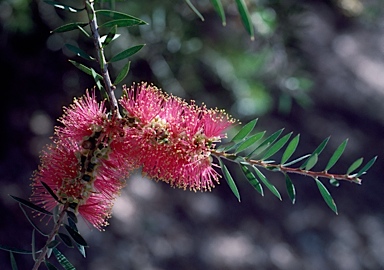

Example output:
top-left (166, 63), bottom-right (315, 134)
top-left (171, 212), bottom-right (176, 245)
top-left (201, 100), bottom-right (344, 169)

top-left (96, 10), bottom-right (147, 24)
top-left (53, 248), bottom-right (76, 270)
top-left (68, 218), bottom-right (86, 257)
top-left (240, 164), bottom-right (263, 196)
top-left (356, 156), bottom-right (377, 178)
top-left (9, 195), bottom-right (52, 216)
top-left (305, 153), bottom-right (318, 171)
top-left (282, 154), bottom-right (311, 167)
top-left (66, 211), bottom-right (78, 224)
top-left (58, 233), bottom-right (74, 248)
top-left (99, 19), bottom-right (146, 28)
top-left (40, 181), bottom-right (59, 202)
top-left (47, 240), bottom-right (60, 249)
top-left (325, 139), bottom-right (348, 171)
top-left (44, 260), bottom-right (58, 270)
top-left (64, 224), bottom-right (88, 247)
top-left (219, 159), bottom-right (241, 202)
top-left (281, 134), bottom-right (300, 165)
top-left (285, 174), bottom-right (296, 204)
top-left (114, 61), bottom-right (131, 86)
top-left (253, 167), bottom-right (282, 200)
top-left (210, 0), bottom-right (226, 25)
top-left (300, 137), bottom-right (330, 169)
top-left (315, 178), bottom-right (338, 214)
top-left (347, 157), bottom-right (363, 174)
top-left (261, 132), bottom-right (292, 160)
top-left (185, 0), bottom-right (205, 21)
top-left (0, 245), bottom-right (35, 255)
top-left (65, 44), bottom-right (94, 61)
top-left (32, 229), bottom-right (36, 261)
top-left (10, 252), bottom-right (18, 270)
top-left (109, 44), bottom-right (145, 62)
top-left (102, 25), bottom-right (117, 47)
top-left (44, 1), bottom-right (83, 12)
top-left (235, 0), bottom-right (255, 40)
top-left (235, 131), bottom-right (265, 153)
top-left (231, 118), bottom-right (258, 143)
top-left (91, 68), bottom-right (104, 91)
top-left (69, 60), bottom-right (103, 80)
top-left (247, 128), bottom-right (284, 158)
top-left (51, 22), bottom-right (89, 33)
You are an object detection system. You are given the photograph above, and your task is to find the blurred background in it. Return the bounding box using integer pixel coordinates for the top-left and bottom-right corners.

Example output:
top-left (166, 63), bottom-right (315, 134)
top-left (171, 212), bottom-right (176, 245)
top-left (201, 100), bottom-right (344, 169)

top-left (0, 0), bottom-right (384, 269)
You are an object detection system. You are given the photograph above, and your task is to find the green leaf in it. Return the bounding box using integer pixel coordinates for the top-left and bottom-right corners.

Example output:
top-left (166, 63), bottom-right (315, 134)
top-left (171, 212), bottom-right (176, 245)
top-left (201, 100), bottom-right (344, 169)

top-left (305, 153), bottom-right (318, 170)
top-left (240, 164), bottom-right (263, 196)
top-left (347, 157), bottom-right (363, 174)
top-left (51, 22), bottom-right (89, 33)
top-left (330, 178), bottom-right (340, 187)
top-left (285, 174), bottom-right (296, 204)
top-left (10, 252), bottom-right (18, 270)
top-left (99, 19), bottom-right (146, 28)
top-left (185, 0), bottom-right (205, 21)
top-left (68, 218), bottom-right (86, 257)
top-left (47, 240), bottom-right (60, 249)
top-left (32, 229), bottom-right (36, 261)
top-left (300, 137), bottom-right (330, 169)
top-left (44, 260), bottom-right (58, 270)
top-left (235, 131), bottom-right (265, 153)
top-left (64, 225), bottom-right (88, 247)
top-left (96, 10), bottom-right (147, 24)
top-left (325, 139), bottom-right (348, 171)
top-left (53, 248), bottom-right (76, 270)
top-left (356, 156), bottom-right (377, 177)
top-left (66, 211), bottom-right (78, 224)
top-left (44, 1), bottom-right (83, 12)
top-left (68, 60), bottom-right (103, 80)
top-left (65, 44), bottom-right (94, 61)
top-left (0, 245), bottom-right (34, 255)
top-left (247, 128), bottom-right (284, 158)
top-left (19, 204), bottom-right (48, 236)
top-left (219, 159), bottom-right (241, 202)
top-left (58, 233), bottom-right (74, 248)
top-left (315, 178), bottom-right (338, 214)
top-left (40, 181), bottom-right (59, 202)
top-left (91, 68), bottom-right (104, 91)
top-left (210, 0), bottom-right (226, 25)
top-left (109, 45), bottom-right (145, 62)
top-left (253, 167), bottom-right (282, 200)
top-left (282, 154), bottom-right (311, 167)
top-left (231, 119), bottom-right (258, 143)
top-left (9, 195), bottom-right (52, 216)
top-left (281, 134), bottom-right (300, 164)
top-left (235, 0), bottom-right (254, 39)
top-left (102, 25), bottom-right (117, 47)
top-left (261, 132), bottom-right (292, 160)
top-left (114, 61), bottom-right (131, 85)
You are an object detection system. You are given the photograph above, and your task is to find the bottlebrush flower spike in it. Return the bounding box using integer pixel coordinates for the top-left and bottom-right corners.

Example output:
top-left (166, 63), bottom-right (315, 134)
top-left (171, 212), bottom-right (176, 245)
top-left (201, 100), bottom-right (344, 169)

top-left (120, 82), bottom-right (236, 191)
top-left (31, 91), bottom-right (136, 230)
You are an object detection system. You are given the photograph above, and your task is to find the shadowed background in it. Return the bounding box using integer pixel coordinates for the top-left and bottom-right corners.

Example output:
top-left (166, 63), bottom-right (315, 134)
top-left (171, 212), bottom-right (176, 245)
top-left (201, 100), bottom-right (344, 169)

top-left (0, 0), bottom-right (384, 269)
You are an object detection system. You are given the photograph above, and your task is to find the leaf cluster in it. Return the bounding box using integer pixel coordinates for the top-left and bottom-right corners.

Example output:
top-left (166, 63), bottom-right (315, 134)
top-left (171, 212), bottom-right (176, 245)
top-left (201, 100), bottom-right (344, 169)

top-left (216, 118), bottom-right (377, 214)
top-left (1, 193), bottom-right (88, 270)
top-left (45, 1), bottom-right (147, 92)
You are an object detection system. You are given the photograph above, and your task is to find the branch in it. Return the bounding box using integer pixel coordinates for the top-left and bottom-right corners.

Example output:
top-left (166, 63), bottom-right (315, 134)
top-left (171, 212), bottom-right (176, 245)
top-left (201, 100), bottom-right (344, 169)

top-left (85, 0), bottom-right (121, 117)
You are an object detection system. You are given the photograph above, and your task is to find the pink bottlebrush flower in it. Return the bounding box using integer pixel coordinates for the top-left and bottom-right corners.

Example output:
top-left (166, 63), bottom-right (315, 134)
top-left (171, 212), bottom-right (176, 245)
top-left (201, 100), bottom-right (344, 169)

top-left (31, 91), bottom-right (136, 230)
top-left (120, 82), bottom-right (235, 191)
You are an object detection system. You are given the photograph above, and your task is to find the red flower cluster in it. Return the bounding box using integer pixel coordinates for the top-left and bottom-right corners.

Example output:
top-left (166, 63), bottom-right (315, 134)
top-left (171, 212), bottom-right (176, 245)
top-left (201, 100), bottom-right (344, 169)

top-left (31, 83), bottom-right (234, 229)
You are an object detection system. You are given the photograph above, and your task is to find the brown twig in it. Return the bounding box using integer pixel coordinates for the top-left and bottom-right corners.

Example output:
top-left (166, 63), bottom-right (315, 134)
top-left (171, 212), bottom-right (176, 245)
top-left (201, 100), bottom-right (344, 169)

top-left (212, 150), bottom-right (362, 184)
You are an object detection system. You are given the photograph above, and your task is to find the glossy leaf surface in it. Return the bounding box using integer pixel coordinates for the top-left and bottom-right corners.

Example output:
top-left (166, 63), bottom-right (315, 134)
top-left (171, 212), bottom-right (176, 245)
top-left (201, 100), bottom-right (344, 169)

top-left (219, 159), bottom-right (241, 202)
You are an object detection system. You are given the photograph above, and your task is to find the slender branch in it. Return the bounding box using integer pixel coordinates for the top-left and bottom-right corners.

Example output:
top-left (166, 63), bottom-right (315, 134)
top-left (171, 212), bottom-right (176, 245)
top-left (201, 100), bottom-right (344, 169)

top-left (32, 204), bottom-right (69, 270)
top-left (85, 0), bottom-right (121, 118)
top-left (212, 150), bottom-right (362, 184)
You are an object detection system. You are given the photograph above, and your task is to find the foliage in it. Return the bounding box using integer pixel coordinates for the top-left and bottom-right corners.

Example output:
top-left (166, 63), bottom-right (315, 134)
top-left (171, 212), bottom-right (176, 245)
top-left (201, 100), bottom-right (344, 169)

top-left (0, 0), bottom-right (377, 269)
